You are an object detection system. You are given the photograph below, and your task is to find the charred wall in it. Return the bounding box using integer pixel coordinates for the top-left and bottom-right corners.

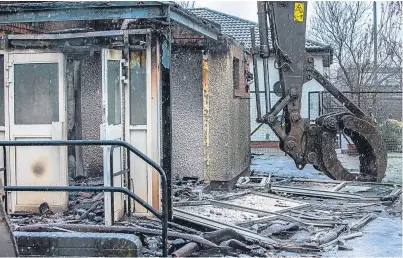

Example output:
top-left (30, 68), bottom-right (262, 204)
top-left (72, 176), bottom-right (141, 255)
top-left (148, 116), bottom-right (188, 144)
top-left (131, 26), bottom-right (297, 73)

top-left (66, 54), bottom-right (103, 177)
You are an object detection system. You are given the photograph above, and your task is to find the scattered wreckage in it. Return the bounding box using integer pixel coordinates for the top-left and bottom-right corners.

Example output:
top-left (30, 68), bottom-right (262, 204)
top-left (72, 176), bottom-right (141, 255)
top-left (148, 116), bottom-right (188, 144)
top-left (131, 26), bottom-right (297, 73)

top-left (4, 174), bottom-right (401, 257)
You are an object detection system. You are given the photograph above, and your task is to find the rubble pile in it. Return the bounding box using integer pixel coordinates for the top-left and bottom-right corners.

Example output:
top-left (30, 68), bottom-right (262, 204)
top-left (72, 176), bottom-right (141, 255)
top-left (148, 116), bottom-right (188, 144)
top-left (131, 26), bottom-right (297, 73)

top-left (7, 175), bottom-right (402, 257)
top-left (170, 175), bottom-right (402, 256)
top-left (172, 176), bottom-right (207, 202)
top-left (10, 177), bottom-right (106, 228)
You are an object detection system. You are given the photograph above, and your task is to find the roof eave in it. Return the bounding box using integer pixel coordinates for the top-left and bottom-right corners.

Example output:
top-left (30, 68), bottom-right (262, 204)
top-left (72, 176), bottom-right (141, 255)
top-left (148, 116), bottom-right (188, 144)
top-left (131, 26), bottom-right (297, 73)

top-left (0, 1), bottom-right (221, 41)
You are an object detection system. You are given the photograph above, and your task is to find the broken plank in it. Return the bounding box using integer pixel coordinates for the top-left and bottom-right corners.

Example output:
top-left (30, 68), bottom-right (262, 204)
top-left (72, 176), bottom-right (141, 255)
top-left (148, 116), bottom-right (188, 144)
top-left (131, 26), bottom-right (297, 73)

top-left (290, 178), bottom-right (346, 184)
top-left (207, 200), bottom-right (335, 227)
top-left (171, 242), bottom-right (198, 257)
top-left (350, 213), bottom-right (376, 231)
top-left (211, 192), bottom-right (308, 213)
top-left (341, 232), bottom-right (363, 240)
top-left (332, 182), bottom-right (348, 192)
top-left (252, 191), bottom-right (307, 205)
top-left (173, 208), bottom-right (278, 245)
top-left (270, 186), bottom-right (380, 200)
top-left (235, 202), bottom-right (310, 227)
top-left (173, 201), bottom-right (211, 207)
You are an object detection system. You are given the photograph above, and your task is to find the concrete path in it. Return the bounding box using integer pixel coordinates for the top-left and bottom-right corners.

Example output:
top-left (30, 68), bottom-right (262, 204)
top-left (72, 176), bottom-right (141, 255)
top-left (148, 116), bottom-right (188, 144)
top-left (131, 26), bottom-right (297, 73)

top-left (0, 222), bottom-right (17, 257)
top-left (323, 216), bottom-right (402, 257)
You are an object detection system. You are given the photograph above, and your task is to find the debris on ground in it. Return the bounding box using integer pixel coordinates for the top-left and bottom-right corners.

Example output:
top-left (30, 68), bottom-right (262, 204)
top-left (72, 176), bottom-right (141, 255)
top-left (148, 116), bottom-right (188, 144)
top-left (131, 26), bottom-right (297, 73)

top-left (9, 177), bottom-right (106, 228)
top-left (6, 173), bottom-right (402, 257)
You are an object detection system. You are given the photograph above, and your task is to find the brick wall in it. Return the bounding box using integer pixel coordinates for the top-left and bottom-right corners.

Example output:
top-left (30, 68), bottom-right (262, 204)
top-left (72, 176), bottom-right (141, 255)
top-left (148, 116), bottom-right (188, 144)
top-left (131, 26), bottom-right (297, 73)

top-left (0, 23), bottom-right (40, 35)
top-left (251, 141), bottom-right (279, 148)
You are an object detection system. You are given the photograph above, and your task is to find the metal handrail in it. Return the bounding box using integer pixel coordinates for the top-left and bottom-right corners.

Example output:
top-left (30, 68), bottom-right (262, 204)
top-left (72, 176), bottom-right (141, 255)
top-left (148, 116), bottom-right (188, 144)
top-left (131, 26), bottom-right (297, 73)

top-left (0, 140), bottom-right (168, 257)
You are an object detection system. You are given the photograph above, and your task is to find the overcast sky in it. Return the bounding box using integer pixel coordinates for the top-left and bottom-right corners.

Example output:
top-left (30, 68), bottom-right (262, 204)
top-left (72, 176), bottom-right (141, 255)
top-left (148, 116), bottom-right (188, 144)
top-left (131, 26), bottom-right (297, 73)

top-left (195, 1), bottom-right (314, 27)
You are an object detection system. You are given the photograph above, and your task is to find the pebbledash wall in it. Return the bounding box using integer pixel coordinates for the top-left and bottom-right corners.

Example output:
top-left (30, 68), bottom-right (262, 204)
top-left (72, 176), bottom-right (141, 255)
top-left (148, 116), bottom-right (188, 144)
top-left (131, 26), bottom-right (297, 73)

top-left (171, 49), bottom-right (205, 180)
top-left (79, 55), bottom-right (103, 176)
top-left (207, 47), bottom-right (250, 184)
top-left (171, 44), bottom-right (251, 184)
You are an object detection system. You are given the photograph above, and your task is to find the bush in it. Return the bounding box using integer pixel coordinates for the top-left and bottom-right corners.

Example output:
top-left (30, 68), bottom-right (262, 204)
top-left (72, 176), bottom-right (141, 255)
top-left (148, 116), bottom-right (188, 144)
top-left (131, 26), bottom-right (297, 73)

top-left (379, 119), bottom-right (402, 152)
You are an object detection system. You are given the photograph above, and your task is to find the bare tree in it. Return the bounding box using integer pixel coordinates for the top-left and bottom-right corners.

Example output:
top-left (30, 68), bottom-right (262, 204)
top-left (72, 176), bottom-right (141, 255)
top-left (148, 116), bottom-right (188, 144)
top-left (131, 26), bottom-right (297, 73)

top-left (176, 1), bottom-right (196, 9)
top-left (310, 2), bottom-right (402, 93)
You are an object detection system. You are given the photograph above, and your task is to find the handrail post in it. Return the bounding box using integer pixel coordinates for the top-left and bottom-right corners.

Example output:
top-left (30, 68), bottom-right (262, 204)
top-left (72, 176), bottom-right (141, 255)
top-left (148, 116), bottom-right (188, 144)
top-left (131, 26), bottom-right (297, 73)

top-left (3, 145), bottom-right (7, 214)
top-left (110, 145), bottom-right (115, 225)
top-left (126, 148), bottom-right (131, 216)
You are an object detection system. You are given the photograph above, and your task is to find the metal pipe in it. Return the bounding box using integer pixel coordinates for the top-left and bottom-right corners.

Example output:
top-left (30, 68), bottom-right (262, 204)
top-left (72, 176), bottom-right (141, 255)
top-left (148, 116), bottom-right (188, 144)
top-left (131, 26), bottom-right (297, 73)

top-left (127, 148), bottom-right (131, 216)
top-left (308, 91), bottom-right (311, 121)
top-left (373, 2), bottom-right (378, 88)
top-left (257, 1), bottom-right (271, 114)
top-left (3, 146), bottom-right (7, 214)
top-left (318, 92), bottom-right (322, 116)
top-left (263, 58), bottom-right (271, 113)
top-left (0, 140), bottom-right (168, 257)
top-left (110, 145), bottom-right (117, 224)
top-left (250, 27), bottom-right (262, 122)
top-left (257, 1), bottom-right (270, 58)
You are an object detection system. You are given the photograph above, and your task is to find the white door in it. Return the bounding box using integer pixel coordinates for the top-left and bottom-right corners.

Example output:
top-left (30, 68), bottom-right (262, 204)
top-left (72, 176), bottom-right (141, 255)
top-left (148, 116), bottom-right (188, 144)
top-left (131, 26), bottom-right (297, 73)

top-left (101, 49), bottom-right (125, 225)
top-left (126, 49), bottom-right (152, 214)
top-left (6, 52), bottom-right (67, 212)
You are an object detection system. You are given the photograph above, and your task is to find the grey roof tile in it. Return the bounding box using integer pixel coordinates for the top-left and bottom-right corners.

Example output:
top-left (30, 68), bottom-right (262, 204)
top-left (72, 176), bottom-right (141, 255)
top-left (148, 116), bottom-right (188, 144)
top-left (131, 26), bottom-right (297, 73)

top-left (190, 8), bottom-right (331, 51)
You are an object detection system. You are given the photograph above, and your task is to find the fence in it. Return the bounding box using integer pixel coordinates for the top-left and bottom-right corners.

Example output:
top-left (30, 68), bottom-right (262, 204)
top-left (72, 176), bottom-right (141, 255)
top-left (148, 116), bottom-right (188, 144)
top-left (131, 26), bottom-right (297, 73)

top-left (308, 91), bottom-right (402, 153)
top-left (250, 90), bottom-right (402, 154)
top-left (250, 91), bottom-right (285, 155)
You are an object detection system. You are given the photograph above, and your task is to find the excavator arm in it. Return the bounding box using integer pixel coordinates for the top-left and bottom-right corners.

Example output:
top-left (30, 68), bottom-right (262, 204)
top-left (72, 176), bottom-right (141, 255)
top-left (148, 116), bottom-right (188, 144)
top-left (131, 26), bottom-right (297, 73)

top-left (253, 1), bottom-right (387, 182)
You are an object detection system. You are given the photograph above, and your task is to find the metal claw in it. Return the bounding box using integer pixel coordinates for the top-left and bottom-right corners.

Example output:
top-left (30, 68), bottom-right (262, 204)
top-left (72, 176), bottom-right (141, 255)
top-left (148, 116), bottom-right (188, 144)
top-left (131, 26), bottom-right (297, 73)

top-left (314, 114), bottom-right (387, 182)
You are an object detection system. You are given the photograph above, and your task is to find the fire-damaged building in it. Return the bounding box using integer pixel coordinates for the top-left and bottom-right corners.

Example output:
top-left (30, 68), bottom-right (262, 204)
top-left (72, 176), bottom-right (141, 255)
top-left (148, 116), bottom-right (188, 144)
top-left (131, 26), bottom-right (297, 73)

top-left (0, 1), bottom-right (251, 224)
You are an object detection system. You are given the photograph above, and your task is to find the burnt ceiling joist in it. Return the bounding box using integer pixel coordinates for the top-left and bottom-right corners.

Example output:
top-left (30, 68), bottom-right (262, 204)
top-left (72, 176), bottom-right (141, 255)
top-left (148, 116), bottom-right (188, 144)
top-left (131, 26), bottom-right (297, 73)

top-left (0, 1), bottom-right (220, 40)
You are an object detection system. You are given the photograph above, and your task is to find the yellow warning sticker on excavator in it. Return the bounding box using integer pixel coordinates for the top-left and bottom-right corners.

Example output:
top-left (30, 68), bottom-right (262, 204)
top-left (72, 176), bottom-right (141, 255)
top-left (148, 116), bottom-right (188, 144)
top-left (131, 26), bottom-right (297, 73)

top-left (294, 2), bottom-right (304, 22)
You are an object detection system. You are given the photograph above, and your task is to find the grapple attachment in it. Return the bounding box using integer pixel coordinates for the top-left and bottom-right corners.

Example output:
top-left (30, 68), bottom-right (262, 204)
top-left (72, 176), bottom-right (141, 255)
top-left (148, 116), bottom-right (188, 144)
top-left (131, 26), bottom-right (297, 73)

top-left (253, 2), bottom-right (388, 183)
top-left (313, 114), bottom-right (387, 182)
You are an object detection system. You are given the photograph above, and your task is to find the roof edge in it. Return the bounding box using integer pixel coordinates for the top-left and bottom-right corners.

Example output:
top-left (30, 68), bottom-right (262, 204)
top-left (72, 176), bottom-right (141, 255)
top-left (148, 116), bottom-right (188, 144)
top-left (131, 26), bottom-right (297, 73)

top-left (191, 7), bottom-right (333, 53)
top-left (191, 7), bottom-right (258, 26)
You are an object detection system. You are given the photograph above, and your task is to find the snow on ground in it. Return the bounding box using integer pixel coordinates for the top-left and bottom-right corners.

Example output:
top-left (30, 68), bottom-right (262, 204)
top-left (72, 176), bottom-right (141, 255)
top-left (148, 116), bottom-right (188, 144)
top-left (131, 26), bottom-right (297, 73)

top-left (251, 150), bottom-right (402, 183)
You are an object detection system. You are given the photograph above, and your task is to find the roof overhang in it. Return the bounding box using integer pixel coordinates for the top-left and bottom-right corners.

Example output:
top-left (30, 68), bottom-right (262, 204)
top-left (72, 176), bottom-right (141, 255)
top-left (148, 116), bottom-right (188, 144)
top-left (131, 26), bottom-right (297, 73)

top-left (0, 1), bottom-right (219, 40)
